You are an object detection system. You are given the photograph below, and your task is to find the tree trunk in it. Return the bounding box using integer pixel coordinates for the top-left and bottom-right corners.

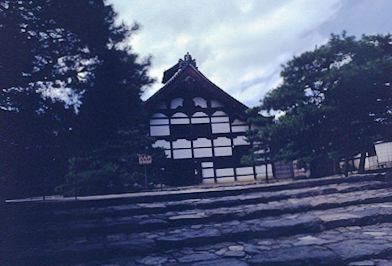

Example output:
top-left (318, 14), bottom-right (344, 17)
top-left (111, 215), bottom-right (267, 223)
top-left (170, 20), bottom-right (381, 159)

top-left (344, 157), bottom-right (349, 177)
top-left (272, 162), bottom-right (276, 179)
top-left (358, 151), bottom-right (366, 174)
top-left (265, 162), bottom-right (269, 182)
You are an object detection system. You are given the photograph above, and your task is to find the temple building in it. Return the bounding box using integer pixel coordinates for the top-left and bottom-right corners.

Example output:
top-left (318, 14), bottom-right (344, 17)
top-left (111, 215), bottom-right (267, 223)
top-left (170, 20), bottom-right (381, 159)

top-left (145, 53), bottom-right (273, 185)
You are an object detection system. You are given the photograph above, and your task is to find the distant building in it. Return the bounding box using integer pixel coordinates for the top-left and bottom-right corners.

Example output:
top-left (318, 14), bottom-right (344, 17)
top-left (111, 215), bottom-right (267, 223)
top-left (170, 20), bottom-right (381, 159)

top-left (145, 53), bottom-right (273, 185)
top-left (354, 141), bottom-right (392, 171)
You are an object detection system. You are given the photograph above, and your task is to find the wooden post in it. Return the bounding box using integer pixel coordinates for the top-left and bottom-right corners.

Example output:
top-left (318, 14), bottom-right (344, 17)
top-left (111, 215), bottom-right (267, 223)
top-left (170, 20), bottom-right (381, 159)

top-left (74, 174), bottom-right (78, 200)
top-left (139, 154), bottom-right (152, 190)
top-left (144, 164), bottom-right (148, 190)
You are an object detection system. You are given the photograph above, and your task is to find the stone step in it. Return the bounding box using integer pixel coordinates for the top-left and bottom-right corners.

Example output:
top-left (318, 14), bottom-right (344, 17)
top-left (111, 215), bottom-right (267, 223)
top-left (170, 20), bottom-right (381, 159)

top-left (6, 174), bottom-right (384, 212)
top-left (4, 175), bottom-right (386, 240)
top-left (4, 174), bottom-right (392, 265)
top-left (91, 223), bottom-right (392, 266)
top-left (15, 185), bottom-right (392, 240)
top-left (5, 177), bottom-right (389, 230)
top-left (7, 202), bottom-right (392, 265)
top-left (48, 179), bottom-right (391, 221)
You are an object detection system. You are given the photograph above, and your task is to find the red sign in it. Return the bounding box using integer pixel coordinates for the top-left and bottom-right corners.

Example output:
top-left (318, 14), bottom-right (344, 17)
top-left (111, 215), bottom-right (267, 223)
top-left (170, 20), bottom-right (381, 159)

top-left (138, 154), bottom-right (152, 165)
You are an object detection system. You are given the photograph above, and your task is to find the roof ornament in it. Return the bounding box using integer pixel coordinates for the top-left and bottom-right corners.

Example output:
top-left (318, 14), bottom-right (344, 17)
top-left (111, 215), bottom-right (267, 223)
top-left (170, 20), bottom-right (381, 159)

top-left (178, 52), bottom-right (197, 69)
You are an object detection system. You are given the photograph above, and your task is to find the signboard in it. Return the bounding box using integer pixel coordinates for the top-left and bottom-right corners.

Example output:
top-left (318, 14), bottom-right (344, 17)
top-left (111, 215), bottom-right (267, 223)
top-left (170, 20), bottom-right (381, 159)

top-left (138, 154), bottom-right (152, 165)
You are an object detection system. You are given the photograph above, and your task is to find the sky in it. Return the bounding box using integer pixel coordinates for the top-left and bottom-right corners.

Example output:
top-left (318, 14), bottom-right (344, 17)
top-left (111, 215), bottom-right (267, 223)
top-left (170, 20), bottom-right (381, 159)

top-left (108, 0), bottom-right (392, 107)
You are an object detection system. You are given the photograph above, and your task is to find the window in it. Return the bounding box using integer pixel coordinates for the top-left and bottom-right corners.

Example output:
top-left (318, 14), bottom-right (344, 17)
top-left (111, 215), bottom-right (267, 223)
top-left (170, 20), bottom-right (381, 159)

top-left (192, 124), bottom-right (211, 136)
top-left (171, 124), bottom-right (191, 137)
top-left (170, 98), bottom-right (184, 109)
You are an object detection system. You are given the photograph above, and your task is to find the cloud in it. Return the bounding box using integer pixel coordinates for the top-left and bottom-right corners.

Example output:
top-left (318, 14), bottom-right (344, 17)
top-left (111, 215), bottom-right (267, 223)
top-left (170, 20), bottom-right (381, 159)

top-left (108, 0), bottom-right (392, 107)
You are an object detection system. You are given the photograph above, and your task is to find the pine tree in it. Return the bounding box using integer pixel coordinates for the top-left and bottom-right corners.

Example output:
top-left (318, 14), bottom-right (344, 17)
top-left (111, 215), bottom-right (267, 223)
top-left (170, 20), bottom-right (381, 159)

top-left (249, 33), bottom-right (392, 177)
top-left (0, 0), bottom-right (154, 197)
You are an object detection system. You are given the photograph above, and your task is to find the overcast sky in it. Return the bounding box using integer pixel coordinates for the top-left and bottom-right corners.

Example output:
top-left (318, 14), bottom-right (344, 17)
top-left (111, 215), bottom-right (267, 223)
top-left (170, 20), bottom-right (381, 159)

top-left (108, 0), bottom-right (392, 107)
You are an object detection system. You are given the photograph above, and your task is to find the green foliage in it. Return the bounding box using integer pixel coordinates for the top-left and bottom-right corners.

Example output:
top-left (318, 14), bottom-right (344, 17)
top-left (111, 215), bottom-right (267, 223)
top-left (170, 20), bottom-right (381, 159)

top-left (57, 128), bottom-right (168, 196)
top-left (241, 107), bottom-right (273, 166)
top-left (0, 0), bottom-right (153, 197)
top-left (250, 32), bottom-right (392, 176)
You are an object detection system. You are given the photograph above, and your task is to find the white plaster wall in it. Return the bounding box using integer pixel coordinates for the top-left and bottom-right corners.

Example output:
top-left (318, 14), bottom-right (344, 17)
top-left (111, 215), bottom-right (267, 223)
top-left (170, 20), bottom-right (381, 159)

top-left (211, 117), bottom-right (230, 123)
top-left (170, 98), bottom-right (184, 109)
top-left (202, 168), bottom-right (215, 178)
top-left (214, 146), bottom-right (232, 156)
top-left (231, 119), bottom-right (246, 125)
top-left (256, 164), bottom-right (274, 179)
top-left (194, 148), bottom-right (213, 158)
top-left (211, 123), bottom-right (230, 133)
top-left (236, 167), bottom-right (254, 175)
top-left (375, 142), bottom-right (392, 163)
top-left (193, 138), bottom-right (212, 147)
top-left (172, 139), bottom-right (191, 149)
top-left (164, 150), bottom-right (171, 158)
top-left (193, 97), bottom-right (208, 108)
top-left (152, 140), bottom-right (170, 149)
top-left (216, 176), bottom-right (235, 183)
top-left (191, 117), bottom-right (210, 124)
top-left (236, 175), bottom-right (255, 182)
top-left (233, 136), bottom-right (249, 146)
top-left (213, 137), bottom-right (231, 146)
top-left (150, 125), bottom-right (170, 136)
top-left (202, 178), bottom-right (216, 185)
top-left (202, 162), bottom-right (213, 168)
top-left (150, 118), bottom-right (169, 125)
top-left (231, 125), bottom-right (248, 132)
top-left (216, 168), bottom-right (234, 177)
top-left (172, 149), bottom-right (192, 159)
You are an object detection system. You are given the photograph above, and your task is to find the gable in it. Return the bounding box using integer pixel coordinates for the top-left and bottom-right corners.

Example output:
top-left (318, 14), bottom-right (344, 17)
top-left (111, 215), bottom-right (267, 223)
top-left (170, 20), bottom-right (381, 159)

top-left (145, 56), bottom-right (249, 118)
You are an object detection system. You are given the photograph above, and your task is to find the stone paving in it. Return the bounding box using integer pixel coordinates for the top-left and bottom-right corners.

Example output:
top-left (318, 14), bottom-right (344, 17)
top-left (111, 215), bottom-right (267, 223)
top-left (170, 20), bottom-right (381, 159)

top-left (3, 173), bottom-right (392, 265)
top-left (94, 223), bottom-right (392, 265)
